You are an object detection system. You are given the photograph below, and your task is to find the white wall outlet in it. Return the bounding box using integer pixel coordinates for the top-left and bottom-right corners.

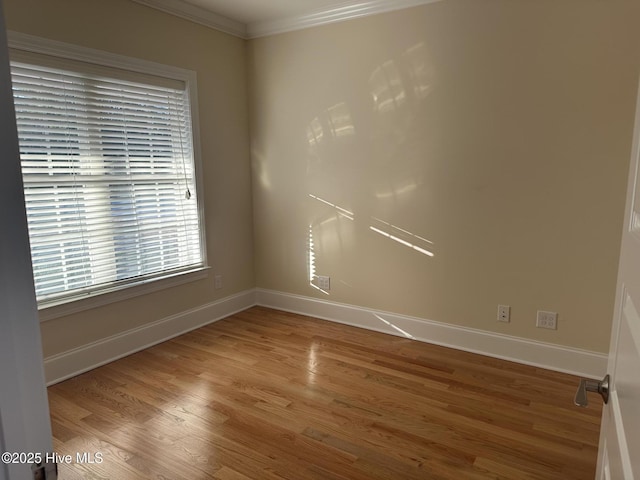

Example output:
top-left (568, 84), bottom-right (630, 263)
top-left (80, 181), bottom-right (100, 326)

top-left (497, 305), bottom-right (510, 322)
top-left (536, 310), bottom-right (557, 330)
top-left (214, 274), bottom-right (223, 289)
top-left (316, 275), bottom-right (331, 291)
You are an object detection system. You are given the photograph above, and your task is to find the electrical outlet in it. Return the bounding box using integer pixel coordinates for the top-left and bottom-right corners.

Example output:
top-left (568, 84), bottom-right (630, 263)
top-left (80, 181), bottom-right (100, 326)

top-left (316, 275), bottom-right (331, 291)
top-left (497, 305), bottom-right (510, 323)
top-left (214, 274), bottom-right (223, 289)
top-left (536, 310), bottom-right (557, 330)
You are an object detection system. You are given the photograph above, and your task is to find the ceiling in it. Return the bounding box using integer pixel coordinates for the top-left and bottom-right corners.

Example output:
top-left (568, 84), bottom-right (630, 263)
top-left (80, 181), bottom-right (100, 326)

top-left (131, 0), bottom-right (437, 38)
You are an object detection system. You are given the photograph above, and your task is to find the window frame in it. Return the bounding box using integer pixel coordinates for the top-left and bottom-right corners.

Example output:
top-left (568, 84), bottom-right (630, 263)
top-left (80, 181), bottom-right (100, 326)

top-left (8, 31), bottom-right (209, 322)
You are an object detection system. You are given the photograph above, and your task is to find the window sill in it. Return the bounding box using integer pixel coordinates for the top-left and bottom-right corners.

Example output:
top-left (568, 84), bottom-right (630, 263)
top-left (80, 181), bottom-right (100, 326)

top-left (38, 266), bottom-right (210, 322)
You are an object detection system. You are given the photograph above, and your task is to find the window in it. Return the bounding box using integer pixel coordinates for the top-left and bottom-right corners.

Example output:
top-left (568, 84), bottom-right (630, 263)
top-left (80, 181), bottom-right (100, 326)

top-left (9, 35), bottom-right (206, 309)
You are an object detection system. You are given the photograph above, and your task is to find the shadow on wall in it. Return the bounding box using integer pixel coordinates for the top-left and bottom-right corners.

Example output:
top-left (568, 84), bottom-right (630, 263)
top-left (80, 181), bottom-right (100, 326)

top-left (305, 41), bottom-right (438, 295)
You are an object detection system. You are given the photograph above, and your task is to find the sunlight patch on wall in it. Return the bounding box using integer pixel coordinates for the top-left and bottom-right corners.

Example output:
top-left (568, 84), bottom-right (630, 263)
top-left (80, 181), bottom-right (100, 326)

top-left (370, 217), bottom-right (434, 257)
top-left (307, 117), bottom-right (324, 148)
top-left (309, 193), bottom-right (354, 220)
top-left (375, 178), bottom-right (420, 200)
top-left (370, 60), bottom-right (406, 114)
top-left (307, 224), bottom-right (329, 295)
top-left (308, 224), bottom-right (317, 283)
top-left (327, 102), bottom-right (355, 138)
top-left (306, 102), bottom-right (355, 148)
top-left (252, 148), bottom-right (272, 191)
top-left (402, 42), bottom-right (435, 101)
top-left (369, 42), bottom-right (435, 119)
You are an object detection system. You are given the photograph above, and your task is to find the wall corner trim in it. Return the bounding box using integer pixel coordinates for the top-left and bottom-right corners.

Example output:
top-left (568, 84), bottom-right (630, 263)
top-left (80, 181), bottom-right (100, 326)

top-left (256, 289), bottom-right (608, 379)
top-left (43, 289), bottom-right (257, 385)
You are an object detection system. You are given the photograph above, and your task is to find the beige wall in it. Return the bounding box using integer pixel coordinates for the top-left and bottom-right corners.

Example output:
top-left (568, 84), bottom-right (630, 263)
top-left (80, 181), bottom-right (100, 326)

top-left (4, 0), bottom-right (254, 357)
top-left (248, 0), bottom-right (640, 352)
top-left (4, 0), bottom-right (640, 359)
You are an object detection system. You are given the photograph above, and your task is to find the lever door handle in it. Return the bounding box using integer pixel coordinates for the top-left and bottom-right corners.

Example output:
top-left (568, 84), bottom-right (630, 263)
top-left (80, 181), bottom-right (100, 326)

top-left (574, 374), bottom-right (609, 407)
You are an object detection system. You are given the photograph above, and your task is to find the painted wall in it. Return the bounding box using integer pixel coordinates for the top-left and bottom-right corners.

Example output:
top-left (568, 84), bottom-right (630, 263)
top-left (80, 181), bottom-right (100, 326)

top-left (248, 0), bottom-right (640, 352)
top-left (4, 0), bottom-right (640, 364)
top-left (3, 0), bottom-right (254, 358)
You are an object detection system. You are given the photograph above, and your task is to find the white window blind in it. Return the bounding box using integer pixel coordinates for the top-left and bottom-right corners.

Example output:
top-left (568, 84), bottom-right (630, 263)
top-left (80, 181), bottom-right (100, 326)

top-left (10, 54), bottom-right (204, 306)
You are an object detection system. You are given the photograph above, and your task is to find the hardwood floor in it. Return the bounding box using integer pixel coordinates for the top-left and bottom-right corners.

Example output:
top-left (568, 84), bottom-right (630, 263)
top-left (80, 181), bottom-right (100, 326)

top-left (48, 306), bottom-right (603, 479)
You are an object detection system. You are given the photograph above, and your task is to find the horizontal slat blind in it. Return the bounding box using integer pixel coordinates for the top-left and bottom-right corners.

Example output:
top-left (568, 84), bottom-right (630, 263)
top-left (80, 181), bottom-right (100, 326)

top-left (11, 59), bottom-right (203, 305)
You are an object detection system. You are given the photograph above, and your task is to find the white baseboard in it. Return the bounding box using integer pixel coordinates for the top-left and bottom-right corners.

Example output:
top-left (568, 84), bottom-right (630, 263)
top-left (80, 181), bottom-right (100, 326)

top-left (44, 287), bottom-right (608, 385)
top-left (43, 289), bottom-right (257, 385)
top-left (256, 289), bottom-right (608, 379)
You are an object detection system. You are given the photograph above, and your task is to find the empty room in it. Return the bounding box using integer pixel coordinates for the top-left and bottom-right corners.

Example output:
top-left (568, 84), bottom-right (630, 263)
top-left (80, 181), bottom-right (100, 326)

top-left (1, 0), bottom-right (639, 478)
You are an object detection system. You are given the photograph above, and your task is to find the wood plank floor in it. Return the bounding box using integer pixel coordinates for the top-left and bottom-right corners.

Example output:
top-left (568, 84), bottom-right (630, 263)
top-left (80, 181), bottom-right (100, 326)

top-left (48, 306), bottom-right (603, 479)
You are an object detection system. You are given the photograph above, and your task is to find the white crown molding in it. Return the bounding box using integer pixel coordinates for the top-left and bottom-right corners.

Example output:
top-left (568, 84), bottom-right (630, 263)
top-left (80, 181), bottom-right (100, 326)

top-left (247, 0), bottom-right (442, 38)
top-left (131, 0), bottom-right (247, 38)
top-left (130, 0), bottom-right (441, 39)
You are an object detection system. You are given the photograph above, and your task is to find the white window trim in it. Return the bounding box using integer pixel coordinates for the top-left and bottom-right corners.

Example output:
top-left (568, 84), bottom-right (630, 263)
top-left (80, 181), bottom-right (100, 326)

top-left (38, 267), bottom-right (210, 322)
top-left (8, 31), bottom-right (209, 322)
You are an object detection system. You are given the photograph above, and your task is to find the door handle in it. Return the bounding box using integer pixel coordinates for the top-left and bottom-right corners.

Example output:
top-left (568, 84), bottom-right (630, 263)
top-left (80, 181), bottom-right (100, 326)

top-left (574, 374), bottom-right (610, 407)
